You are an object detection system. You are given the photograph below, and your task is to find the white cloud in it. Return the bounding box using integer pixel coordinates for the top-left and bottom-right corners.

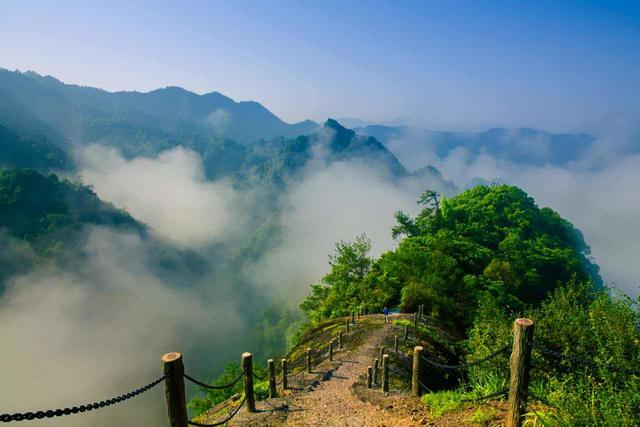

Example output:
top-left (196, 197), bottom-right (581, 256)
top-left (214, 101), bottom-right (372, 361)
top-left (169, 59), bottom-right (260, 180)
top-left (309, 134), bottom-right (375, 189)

top-left (79, 145), bottom-right (242, 247)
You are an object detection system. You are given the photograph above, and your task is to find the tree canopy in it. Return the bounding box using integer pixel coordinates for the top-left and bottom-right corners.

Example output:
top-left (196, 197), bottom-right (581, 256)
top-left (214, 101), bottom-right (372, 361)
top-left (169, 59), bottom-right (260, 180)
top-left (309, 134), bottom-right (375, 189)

top-left (301, 185), bottom-right (601, 331)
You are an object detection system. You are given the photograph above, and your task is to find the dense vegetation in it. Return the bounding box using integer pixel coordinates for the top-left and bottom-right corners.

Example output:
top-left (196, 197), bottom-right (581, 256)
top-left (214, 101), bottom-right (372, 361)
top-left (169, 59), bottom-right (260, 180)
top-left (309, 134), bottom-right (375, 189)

top-left (0, 168), bottom-right (142, 253)
top-left (301, 185), bottom-right (600, 331)
top-left (0, 125), bottom-right (71, 171)
top-left (295, 184), bottom-right (639, 425)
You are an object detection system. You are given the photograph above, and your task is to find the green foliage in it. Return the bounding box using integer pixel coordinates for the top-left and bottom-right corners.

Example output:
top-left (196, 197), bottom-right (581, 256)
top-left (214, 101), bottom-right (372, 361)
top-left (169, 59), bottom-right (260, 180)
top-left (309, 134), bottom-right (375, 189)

top-left (187, 363), bottom-right (244, 417)
top-left (0, 168), bottom-right (142, 254)
top-left (300, 234), bottom-right (382, 321)
top-left (467, 281), bottom-right (640, 426)
top-left (302, 185), bottom-right (600, 331)
top-left (252, 302), bottom-right (304, 360)
top-left (0, 125), bottom-right (71, 171)
top-left (421, 390), bottom-right (464, 417)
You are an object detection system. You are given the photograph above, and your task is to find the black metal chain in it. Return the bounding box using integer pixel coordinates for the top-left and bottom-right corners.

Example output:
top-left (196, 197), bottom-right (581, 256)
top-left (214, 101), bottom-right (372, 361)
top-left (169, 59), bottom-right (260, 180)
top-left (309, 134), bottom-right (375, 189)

top-left (184, 370), bottom-right (245, 390)
top-left (0, 376), bottom-right (166, 423)
top-left (252, 371), bottom-right (267, 381)
top-left (533, 342), bottom-right (640, 376)
top-left (187, 396), bottom-right (245, 427)
top-left (419, 345), bottom-right (509, 370)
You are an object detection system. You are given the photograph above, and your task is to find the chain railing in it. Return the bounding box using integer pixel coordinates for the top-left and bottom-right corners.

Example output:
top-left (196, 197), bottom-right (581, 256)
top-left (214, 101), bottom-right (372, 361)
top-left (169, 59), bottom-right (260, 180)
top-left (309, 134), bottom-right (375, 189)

top-left (0, 375), bottom-right (165, 423)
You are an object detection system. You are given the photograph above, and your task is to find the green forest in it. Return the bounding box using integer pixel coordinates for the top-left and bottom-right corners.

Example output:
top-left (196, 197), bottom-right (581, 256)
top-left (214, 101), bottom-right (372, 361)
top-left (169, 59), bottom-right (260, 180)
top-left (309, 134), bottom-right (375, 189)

top-left (193, 184), bottom-right (639, 425)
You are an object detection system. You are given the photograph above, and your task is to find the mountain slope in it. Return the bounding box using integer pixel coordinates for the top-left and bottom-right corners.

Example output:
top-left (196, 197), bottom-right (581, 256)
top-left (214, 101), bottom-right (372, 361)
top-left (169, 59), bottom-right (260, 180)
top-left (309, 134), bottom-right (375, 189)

top-left (357, 125), bottom-right (595, 168)
top-left (0, 68), bottom-right (318, 145)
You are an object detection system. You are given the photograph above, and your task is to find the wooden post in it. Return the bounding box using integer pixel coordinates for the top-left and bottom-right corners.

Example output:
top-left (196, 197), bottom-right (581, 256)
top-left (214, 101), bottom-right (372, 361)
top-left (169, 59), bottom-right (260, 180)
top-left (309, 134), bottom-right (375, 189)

top-left (281, 358), bottom-right (288, 390)
top-left (268, 359), bottom-right (277, 398)
top-left (367, 366), bottom-right (373, 388)
top-left (162, 352), bottom-right (188, 427)
top-left (506, 319), bottom-right (534, 427)
top-left (379, 346), bottom-right (384, 361)
top-left (242, 352), bottom-right (256, 412)
top-left (412, 346), bottom-right (424, 396)
top-left (351, 311), bottom-right (356, 325)
top-left (404, 324), bottom-right (409, 340)
top-left (373, 358), bottom-right (379, 384)
top-left (394, 335), bottom-right (398, 353)
top-left (382, 354), bottom-right (389, 392)
top-left (329, 340), bottom-right (334, 362)
top-left (338, 331), bottom-right (343, 349)
top-left (306, 348), bottom-right (312, 373)
top-left (413, 312), bottom-right (418, 329)
top-left (346, 318), bottom-right (350, 333)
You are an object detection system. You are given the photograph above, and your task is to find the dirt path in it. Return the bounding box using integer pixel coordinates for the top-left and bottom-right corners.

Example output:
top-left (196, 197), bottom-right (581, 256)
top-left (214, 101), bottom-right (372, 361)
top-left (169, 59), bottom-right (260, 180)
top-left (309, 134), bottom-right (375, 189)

top-left (196, 314), bottom-right (505, 426)
top-left (219, 314), bottom-right (430, 426)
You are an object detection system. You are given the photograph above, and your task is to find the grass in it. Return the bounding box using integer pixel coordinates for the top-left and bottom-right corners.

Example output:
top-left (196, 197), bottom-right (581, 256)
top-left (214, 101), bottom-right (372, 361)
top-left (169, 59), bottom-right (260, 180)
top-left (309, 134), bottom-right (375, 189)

top-left (467, 407), bottom-right (498, 425)
top-left (421, 390), bottom-right (465, 417)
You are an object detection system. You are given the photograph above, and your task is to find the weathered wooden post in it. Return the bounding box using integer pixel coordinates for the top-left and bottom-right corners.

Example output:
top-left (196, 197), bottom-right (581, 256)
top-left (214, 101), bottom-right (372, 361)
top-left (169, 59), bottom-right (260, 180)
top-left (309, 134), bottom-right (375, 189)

top-left (329, 340), bottom-right (334, 362)
top-left (382, 354), bottom-right (389, 392)
top-left (506, 318), bottom-right (534, 427)
top-left (413, 312), bottom-right (418, 329)
top-left (404, 324), bottom-right (409, 340)
top-left (281, 358), bottom-right (288, 390)
top-left (373, 358), bottom-right (380, 384)
top-left (379, 346), bottom-right (385, 361)
top-left (412, 346), bottom-right (424, 396)
top-left (268, 359), bottom-right (277, 398)
top-left (367, 366), bottom-right (373, 388)
top-left (162, 352), bottom-right (188, 427)
top-left (306, 348), bottom-right (312, 373)
top-left (351, 311), bottom-right (356, 325)
top-left (346, 318), bottom-right (350, 333)
top-left (338, 331), bottom-right (343, 349)
top-left (394, 335), bottom-right (398, 353)
top-left (242, 352), bottom-right (256, 412)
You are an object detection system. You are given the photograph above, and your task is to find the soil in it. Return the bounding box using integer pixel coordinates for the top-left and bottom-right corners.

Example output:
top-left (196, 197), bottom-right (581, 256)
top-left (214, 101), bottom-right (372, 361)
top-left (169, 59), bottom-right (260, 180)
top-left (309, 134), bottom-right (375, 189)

top-left (196, 314), bottom-right (505, 426)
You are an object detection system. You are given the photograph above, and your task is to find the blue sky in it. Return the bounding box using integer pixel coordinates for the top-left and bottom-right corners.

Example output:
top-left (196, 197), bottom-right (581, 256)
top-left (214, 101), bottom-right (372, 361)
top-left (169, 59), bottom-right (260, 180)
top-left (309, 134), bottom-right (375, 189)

top-left (1, 0), bottom-right (638, 132)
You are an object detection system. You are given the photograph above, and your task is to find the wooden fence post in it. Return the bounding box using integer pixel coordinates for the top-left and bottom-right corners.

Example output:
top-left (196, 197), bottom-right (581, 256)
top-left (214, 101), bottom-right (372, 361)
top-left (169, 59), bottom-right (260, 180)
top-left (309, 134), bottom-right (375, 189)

top-left (281, 358), bottom-right (288, 390)
top-left (404, 324), bottom-right (409, 340)
top-left (352, 311), bottom-right (356, 325)
top-left (242, 352), bottom-right (256, 412)
top-left (268, 359), bottom-right (277, 398)
top-left (329, 340), bottom-right (334, 362)
top-left (338, 331), bottom-right (343, 349)
top-left (306, 348), bottom-right (312, 373)
top-left (394, 335), bottom-right (398, 353)
top-left (412, 346), bottom-right (424, 396)
top-left (382, 354), bottom-right (389, 392)
top-left (162, 352), bottom-right (188, 427)
top-left (367, 366), bottom-right (373, 388)
top-left (373, 358), bottom-right (379, 384)
top-left (379, 346), bottom-right (385, 361)
top-left (413, 312), bottom-right (417, 329)
top-left (346, 318), bottom-right (350, 333)
top-left (506, 318), bottom-right (534, 427)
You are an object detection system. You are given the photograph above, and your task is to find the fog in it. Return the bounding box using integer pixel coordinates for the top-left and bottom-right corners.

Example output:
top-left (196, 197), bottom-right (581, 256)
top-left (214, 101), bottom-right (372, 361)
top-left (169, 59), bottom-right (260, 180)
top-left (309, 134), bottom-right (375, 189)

top-left (3, 122), bottom-right (638, 427)
top-left (79, 145), bottom-right (243, 247)
top-left (386, 127), bottom-right (640, 294)
top-left (0, 227), bottom-right (247, 426)
top-left (247, 160), bottom-right (422, 301)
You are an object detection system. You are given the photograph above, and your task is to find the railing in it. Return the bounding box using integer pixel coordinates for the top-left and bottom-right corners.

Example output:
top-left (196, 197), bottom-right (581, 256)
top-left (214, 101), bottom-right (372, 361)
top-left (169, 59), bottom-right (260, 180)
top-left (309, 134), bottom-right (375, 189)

top-left (0, 312), bottom-right (363, 426)
top-left (386, 306), bottom-right (640, 427)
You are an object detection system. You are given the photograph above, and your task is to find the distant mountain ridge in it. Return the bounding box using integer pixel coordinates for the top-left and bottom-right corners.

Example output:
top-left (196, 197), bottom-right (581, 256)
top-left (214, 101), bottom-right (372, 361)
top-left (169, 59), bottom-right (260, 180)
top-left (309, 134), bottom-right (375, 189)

top-left (0, 68), bottom-right (319, 145)
top-left (356, 125), bottom-right (595, 169)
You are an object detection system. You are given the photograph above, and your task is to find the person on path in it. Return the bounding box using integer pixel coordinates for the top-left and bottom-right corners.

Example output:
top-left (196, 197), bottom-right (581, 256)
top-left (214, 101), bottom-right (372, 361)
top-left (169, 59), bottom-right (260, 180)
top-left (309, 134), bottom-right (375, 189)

top-left (383, 306), bottom-right (389, 323)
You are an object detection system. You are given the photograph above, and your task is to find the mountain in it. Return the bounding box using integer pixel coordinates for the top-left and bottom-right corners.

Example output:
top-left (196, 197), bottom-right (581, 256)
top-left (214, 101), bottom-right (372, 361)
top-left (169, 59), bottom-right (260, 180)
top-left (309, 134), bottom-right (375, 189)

top-left (356, 125), bottom-right (595, 169)
top-left (0, 125), bottom-right (72, 171)
top-left (0, 68), bottom-right (318, 147)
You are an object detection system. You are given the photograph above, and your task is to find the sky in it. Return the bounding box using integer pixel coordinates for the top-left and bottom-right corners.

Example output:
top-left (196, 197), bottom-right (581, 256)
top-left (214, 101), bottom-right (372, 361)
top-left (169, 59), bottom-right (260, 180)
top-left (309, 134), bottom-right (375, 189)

top-left (1, 0), bottom-right (639, 132)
